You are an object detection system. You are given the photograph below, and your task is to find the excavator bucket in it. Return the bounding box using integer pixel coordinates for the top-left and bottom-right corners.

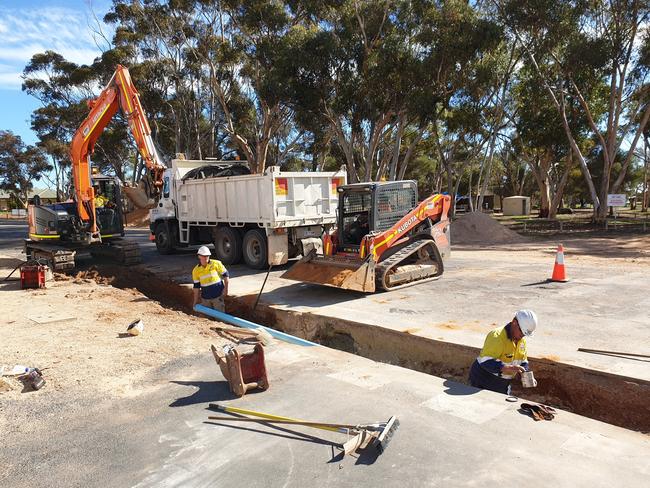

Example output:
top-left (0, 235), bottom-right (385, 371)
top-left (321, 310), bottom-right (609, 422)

top-left (122, 184), bottom-right (155, 209)
top-left (281, 250), bottom-right (376, 293)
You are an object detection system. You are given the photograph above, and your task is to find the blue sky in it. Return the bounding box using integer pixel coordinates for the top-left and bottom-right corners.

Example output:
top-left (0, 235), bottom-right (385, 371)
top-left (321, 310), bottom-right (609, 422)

top-left (0, 0), bottom-right (113, 144)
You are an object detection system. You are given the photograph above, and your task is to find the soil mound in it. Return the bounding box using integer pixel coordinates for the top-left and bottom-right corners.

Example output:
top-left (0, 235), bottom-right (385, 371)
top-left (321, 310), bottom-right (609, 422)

top-left (125, 208), bottom-right (150, 227)
top-left (452, 212), bottom-right (527, 245)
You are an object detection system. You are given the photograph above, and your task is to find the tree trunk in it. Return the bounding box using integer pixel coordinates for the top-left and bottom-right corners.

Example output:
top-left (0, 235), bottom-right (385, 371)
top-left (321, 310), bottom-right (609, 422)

top-left (468, 168), bottom-right (474, 212)
top-left (388, 115), bottom-right (405, 181)
top-left (548, 153), bottom-right (574, 219)
top-left (643, 138), bottom-right (648, 212)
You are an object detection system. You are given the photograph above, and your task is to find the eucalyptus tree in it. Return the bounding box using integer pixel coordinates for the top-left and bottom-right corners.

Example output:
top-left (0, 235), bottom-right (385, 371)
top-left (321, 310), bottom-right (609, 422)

top-left (492, 0), bottom-right (650, 220)
top-left (285, 0), bottom-right (502, 183)
top-left (0, 131), bottom-right (51, 208)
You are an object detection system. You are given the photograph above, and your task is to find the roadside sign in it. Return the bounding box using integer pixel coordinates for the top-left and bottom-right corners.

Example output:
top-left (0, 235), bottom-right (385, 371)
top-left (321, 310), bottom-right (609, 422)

top-left (607, 194), bottom-right (626, 207)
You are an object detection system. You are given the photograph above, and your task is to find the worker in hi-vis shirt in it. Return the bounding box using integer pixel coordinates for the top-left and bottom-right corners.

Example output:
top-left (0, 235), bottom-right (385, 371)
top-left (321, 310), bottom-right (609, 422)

top-left (469, 310), bottom-right (538, 395)
top-left (192, 246), bottom-right (229, 313)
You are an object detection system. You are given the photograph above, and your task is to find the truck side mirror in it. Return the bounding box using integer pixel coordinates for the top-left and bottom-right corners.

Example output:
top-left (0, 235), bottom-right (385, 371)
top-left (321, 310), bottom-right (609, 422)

top-left (163, 176), bottom-right (170, 198)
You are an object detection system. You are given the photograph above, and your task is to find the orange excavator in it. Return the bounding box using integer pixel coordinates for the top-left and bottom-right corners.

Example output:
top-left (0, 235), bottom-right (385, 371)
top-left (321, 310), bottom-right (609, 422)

top-left (25, 65), bottom-right (166, 270)
top-left (282, 180), bottom-right (451, 292)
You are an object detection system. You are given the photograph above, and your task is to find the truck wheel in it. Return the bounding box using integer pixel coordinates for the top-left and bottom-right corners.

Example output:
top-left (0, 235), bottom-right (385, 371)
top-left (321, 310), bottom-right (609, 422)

top-left (155, 223), bottom-right (175, 255)
top-left (213, 226), bottom-right (242, 265)
top-left (242, 229), bottom-right (268, 269)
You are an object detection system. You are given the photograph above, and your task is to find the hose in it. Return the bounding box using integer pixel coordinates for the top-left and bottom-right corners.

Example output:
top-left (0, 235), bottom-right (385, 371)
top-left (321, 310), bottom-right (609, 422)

top-left (2, 258), bottom-right (48, 282)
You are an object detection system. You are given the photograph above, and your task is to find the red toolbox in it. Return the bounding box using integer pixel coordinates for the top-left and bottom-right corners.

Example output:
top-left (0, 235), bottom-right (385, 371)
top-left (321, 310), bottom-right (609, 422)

top-left (20, 264), bottom-right (47, 289)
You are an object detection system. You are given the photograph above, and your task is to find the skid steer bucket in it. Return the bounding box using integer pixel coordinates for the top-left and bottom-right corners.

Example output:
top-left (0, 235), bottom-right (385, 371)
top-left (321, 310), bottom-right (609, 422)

top-left (281, 250), bottom-right (376, 293)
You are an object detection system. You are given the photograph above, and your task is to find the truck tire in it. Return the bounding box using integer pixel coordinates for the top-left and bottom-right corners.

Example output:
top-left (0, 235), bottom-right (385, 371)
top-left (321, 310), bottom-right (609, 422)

top-left (155, 223), bottom-right (175, 255)
top-left (213, 226), bottom-right (242, 265)
top-left (242, 229), bottom-right (268, 269)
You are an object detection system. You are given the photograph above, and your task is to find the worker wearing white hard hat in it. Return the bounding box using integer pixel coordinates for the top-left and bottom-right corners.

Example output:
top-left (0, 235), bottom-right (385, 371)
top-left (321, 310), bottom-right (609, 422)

top-left (192, 245), bottom-right (229, 312)
top-left (469, 310), bottom-right (538, 395)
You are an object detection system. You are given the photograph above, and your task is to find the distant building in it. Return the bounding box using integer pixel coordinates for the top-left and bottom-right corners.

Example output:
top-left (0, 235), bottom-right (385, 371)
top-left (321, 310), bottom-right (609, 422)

top-left (0, 188), bottom-right (59, 210)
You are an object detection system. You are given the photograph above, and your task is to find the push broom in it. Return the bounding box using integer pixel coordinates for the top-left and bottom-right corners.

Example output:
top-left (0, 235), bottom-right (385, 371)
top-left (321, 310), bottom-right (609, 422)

top-left (207, 403), bottom-right (399, 456)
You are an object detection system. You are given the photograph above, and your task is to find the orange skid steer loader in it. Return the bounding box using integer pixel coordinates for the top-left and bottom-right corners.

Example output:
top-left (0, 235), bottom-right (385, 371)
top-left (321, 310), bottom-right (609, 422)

top-left (282, 180), bottom-right (451, 293)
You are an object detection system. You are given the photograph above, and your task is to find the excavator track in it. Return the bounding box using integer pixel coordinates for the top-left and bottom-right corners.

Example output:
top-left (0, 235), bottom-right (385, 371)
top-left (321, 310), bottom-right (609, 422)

top-left (25, 238), bottom-right (142, 271)
top-left (375, 239), bottom-right (443, 291)
top-left (24, 241), bottom-right (76, 272)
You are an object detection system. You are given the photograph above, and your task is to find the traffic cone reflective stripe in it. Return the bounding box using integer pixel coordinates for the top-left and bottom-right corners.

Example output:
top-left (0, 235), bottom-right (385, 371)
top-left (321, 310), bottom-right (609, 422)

top-left (551, 244), bottom-right (568, 282)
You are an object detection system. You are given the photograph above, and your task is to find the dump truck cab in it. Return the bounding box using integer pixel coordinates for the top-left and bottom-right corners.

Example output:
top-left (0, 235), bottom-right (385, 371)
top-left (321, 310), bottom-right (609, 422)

top-left (337, 181), bottom-right (418, 253)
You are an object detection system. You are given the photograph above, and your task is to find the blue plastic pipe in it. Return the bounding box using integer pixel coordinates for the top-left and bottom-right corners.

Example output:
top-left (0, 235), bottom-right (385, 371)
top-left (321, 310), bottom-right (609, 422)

top-left (194, 304), bottom-right (318, 347)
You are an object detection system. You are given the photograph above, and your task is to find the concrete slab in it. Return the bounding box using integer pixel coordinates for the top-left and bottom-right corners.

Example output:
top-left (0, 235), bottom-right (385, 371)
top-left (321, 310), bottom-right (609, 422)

top-left (3, 341), bottom-right (648, 487)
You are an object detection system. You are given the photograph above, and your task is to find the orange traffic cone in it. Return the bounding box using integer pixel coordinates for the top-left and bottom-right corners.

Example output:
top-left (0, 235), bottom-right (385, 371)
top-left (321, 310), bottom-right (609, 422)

top-left (550, 244), bottom-right (568, 282)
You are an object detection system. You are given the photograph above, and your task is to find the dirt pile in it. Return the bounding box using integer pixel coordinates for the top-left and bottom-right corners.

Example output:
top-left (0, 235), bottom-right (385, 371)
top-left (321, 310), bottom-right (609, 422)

top-left (125, 207), bottom-right (150, 227)
top-left (452, 212), bottom-right (527, 245)
top-left (73, 268), bottom-right (114, 285)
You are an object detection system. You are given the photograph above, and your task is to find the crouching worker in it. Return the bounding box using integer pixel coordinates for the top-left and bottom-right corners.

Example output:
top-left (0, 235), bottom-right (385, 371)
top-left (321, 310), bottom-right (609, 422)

top-left (192, 246), bottom-right (229, 313)
top-left (469, 310), bottom-right (538, 395)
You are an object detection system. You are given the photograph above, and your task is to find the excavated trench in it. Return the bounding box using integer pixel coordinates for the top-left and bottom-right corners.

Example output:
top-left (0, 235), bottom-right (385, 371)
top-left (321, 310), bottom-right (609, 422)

top-left (77, 265), bottom-right (650, 433)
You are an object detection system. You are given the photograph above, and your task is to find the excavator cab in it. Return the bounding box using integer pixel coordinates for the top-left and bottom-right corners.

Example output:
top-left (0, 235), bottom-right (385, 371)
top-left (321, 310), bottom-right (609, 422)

top-left (92, 175), bottom-right (126, 237)
top-left (282, 180), bottom-right (450, 293)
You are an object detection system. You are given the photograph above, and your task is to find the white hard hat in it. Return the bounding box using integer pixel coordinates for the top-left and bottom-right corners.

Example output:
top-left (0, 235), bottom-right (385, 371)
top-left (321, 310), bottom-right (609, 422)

top-left (197, 246), bottom-right (211, 256)
top-left (515, 310), bottom-right (538, 337)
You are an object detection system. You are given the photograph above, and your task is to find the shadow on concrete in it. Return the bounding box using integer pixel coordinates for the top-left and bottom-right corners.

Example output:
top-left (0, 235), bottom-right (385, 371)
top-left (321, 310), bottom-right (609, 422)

top-left (354, 445), bottom-right (382, 465)
top-left (251, 281), bottom-right (364, 308)
top-left (169, 380), bottom-right (239, 406)
top-left (521, 279), bottom-right (554, 287)
top-left (442, 379), bottom-right (481, 396)
top-left (204, 421), bottom-right (342, 456)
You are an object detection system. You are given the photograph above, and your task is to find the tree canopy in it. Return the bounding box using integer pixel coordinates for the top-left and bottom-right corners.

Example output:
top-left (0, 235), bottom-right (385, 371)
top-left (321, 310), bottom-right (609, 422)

top-left (3, 0), bottom-right (649, 220)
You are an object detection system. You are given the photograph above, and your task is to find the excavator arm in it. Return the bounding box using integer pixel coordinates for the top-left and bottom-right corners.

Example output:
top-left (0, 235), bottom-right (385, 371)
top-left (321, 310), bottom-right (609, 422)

top-left (70, 65), bottom-right (165, 241)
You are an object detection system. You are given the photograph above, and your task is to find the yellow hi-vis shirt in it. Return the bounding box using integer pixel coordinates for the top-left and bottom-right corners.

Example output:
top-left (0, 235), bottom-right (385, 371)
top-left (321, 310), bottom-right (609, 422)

top-left (94, 195), bottom-right (108, 208)
top-left (476, 325), bottom-right (528, 379)
top-left (192, 259), bottom-right (229, 299)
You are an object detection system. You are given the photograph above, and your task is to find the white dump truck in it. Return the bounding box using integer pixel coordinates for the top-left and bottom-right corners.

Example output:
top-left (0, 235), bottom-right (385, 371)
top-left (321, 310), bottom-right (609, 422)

top-left (149, 158), bottom-right (346, 268)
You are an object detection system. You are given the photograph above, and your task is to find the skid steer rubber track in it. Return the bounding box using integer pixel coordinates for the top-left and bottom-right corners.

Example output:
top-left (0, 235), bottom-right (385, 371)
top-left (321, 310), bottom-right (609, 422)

top-left (375, 239), bottom-right (443, 291)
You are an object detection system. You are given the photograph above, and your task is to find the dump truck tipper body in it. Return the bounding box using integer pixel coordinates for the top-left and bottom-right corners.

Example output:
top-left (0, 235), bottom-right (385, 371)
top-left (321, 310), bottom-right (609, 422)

top-left (149, 159), bottom-right (346, 268)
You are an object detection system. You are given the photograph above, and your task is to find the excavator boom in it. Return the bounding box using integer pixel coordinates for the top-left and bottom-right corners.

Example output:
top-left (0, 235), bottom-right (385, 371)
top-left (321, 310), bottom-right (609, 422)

top-left (70, 65), bottom-right (165, 240)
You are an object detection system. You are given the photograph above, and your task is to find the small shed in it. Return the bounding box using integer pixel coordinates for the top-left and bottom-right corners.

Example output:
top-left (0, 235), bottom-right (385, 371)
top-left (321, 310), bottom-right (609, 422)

top-left (503, 196), bottom-right (531, 216)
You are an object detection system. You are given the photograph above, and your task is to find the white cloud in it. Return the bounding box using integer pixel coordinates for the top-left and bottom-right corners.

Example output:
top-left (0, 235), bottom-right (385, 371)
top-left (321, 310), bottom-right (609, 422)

top-left (0, 72), bottom-right (22, 89)
top-left (0, 5), bottom-right (113, 90)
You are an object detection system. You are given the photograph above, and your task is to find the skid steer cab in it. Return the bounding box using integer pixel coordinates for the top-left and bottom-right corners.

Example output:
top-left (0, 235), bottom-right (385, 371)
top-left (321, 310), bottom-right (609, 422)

top-left (282, 180), bottom-right (451, 293)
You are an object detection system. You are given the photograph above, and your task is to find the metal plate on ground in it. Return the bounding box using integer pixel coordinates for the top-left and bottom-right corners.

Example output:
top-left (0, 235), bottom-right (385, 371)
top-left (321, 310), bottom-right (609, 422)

top-left (28, 313), bottom-right (76, 325)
